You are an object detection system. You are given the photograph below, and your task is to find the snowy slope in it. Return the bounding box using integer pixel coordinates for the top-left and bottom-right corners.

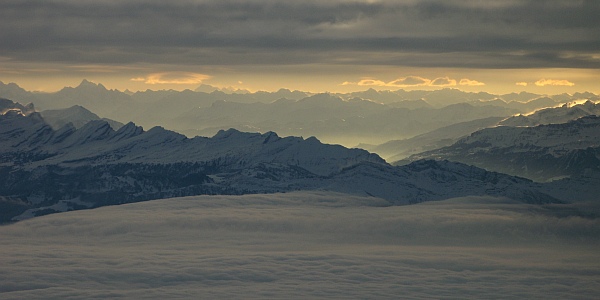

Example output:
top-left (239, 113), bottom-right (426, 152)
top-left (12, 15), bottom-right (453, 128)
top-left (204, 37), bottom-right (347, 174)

top-left (0, 110), bottom-right (565, 223)
top-left (405, 115), bottom-right (600, 181)
top-left (0, 112), bottom-right (383, 176)
top-left (500, 100), bottom-right (600, 127)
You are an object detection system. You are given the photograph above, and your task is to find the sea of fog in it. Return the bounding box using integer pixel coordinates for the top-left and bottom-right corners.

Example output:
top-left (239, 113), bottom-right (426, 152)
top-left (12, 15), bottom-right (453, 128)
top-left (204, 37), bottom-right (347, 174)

top-left (1, 192), bottom-right (599, 299)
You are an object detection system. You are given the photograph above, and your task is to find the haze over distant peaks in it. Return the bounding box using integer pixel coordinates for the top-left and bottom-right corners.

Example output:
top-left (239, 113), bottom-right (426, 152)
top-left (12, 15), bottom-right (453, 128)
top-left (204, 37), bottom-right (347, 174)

top-left (0, 103), bottom-right (572, 223)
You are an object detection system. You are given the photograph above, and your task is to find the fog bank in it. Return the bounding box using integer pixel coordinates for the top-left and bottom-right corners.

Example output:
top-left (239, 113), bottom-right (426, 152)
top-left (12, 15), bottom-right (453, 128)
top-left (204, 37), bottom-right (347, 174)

top-left (1, 192), bottom-right (598, 299)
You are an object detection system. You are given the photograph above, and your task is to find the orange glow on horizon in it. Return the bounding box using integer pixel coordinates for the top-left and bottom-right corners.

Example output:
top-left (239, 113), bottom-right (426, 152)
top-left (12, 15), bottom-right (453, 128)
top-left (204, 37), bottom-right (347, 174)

top-left (1, 66), bottom-right (599, 95)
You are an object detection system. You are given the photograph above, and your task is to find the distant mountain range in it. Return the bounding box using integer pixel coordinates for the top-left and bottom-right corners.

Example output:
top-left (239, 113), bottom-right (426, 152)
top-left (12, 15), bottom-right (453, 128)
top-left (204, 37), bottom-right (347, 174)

top-left (362, 117), bottom-right (505, 161)
top-left (1, 81), bottom-right (599, 224)
top-left (175, 94), bottom-right (518, 145)
top-left (1, 80), bottom-right (597, 147)
top-left (1, 100), bottom-right (581, 223)
top-left (366, 100), bottom-right (600, 161)
top-left (39, 105), bottom-right (124, 130)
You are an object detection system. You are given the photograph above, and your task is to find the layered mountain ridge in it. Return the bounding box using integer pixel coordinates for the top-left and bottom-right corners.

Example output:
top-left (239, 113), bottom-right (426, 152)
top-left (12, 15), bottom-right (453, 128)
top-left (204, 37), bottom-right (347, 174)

top-left (370, 99), bottom-right (600, 162)
top-left (0, 100), bottom-right (566, 223)
top-left (404, 115), bottom-right (600, 182)
top-left (2, 80), bottom-right (597, 147)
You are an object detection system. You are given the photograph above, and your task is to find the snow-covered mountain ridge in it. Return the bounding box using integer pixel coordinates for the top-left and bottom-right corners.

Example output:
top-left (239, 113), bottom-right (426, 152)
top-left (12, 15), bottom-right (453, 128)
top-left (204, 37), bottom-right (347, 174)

top-left (405, 115), bottom-right (600, 181)
top-left (0, 110), bottom-right (383, 176)
top-left (0, 104), bottom-right (567, 223)
top-left (500, 100), bottom-right (600, 127)
top-left (459, 115), bottom-right (600, 152)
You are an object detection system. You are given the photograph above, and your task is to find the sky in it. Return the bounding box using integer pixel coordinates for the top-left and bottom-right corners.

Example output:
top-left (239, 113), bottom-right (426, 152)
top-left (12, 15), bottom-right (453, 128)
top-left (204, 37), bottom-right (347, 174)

top-left (1, 0), bottom-right (599, 94)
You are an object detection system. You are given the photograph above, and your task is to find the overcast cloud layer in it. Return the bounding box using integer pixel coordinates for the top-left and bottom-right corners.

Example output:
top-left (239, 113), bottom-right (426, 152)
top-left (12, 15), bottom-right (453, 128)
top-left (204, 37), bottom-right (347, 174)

top-left (2, 0), bottom-right (599, 69)
top-left (1, 192), bottom-right (599, 299)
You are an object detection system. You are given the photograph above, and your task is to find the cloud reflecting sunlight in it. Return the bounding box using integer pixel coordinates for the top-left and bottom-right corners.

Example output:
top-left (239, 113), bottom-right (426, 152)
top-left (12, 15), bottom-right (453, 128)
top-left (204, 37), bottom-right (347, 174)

top-left (459, 78), bottom-right (485, 86)
top-left (430, 77), bottom-right (457, 87)
top-left (342, 75), bottom-right (477, 89)
top-left (131, 72), bottom-right (212, 85)
top-left (535, 78), bottom-right (576, 87)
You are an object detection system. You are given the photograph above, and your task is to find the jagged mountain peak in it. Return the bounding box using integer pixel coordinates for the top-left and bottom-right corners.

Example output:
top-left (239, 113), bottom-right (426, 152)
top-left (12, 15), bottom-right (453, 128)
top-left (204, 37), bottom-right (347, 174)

top-left (300, 93), bottom-right (342, 104)
top-left (261, 131), bottom-right (280, 143)
top-left (1, 112), bottom-right (386, 176)
top-left (77, 79), bottom-right (106, 90)
top-left (0, 109), bottom-right (43, 124)
top-left (213, 129), bottom-right (281, 141)
top-left (55, 79), bottom-right (110, 95)
top-left (143, 125), bottom-right (186, 141)
top-left (0, 81), bottom-right (32, 97)
top-left (111, 122), bottom-right (144, 141)
top-left (304, 136), bottom-right (320, 143)
top-left (65, 120), bottom-right (114, 144)
top-left (0, 98), bottom-right (36, 115)
top-left (213, 128), bottom-right (250, 139)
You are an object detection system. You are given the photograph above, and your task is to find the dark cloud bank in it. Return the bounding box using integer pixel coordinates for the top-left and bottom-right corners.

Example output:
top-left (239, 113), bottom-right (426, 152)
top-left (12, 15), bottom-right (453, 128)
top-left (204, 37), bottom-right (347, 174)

top-left (1, 0), bottom-right (599, 68)
top-left (1, 192), bottom-right (599, 299)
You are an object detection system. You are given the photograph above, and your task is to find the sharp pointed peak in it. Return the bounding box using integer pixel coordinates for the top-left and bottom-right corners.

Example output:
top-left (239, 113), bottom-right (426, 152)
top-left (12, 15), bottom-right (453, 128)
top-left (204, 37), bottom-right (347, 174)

top-left (77, 79), bottom-right (106, 90)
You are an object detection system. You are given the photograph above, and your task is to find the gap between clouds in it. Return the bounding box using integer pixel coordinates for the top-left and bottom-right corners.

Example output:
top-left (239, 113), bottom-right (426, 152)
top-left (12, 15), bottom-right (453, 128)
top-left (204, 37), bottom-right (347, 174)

top-left (342, 76), bottom-right (485, 88)
top-left (131, 72), bottom-right (211, 85)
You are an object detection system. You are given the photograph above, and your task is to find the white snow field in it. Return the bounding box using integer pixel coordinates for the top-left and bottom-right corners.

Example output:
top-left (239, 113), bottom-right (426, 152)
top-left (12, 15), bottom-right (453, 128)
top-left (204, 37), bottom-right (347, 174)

top-left (1, 192), bottom-right (599, 299)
